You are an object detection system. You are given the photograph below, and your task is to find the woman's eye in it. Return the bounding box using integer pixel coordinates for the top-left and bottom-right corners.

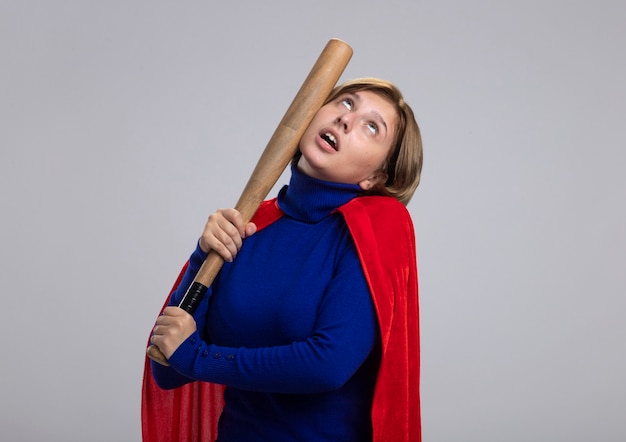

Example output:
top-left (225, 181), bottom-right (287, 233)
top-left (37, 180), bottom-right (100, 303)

top-left (367, 122), bottom-right (378, 135)
top-left (341, 98), bottom-right (353, 110)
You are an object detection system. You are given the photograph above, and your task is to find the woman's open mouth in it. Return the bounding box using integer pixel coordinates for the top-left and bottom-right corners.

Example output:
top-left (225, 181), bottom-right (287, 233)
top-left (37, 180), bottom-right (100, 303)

top-left (320, 132), bottom-right (338, 150)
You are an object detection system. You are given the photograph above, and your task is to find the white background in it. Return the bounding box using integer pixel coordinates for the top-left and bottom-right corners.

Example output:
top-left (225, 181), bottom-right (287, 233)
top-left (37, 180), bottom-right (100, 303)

top-left (1, 1), bottom-right (624, 441)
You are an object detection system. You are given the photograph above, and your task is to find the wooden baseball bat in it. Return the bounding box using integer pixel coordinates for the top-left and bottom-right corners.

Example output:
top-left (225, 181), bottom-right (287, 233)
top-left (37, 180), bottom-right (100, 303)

top-left (148, 38), bottom-right (353, 366)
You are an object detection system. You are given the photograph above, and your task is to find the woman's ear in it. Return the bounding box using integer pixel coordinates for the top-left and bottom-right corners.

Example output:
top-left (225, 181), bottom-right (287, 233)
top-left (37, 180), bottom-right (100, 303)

top-left (358, 171), bottom-right (388, 191)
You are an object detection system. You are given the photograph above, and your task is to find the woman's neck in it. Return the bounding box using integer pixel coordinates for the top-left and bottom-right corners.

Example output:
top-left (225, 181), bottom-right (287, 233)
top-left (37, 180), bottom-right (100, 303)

top-left (276, 165), bottom-right (361, 223)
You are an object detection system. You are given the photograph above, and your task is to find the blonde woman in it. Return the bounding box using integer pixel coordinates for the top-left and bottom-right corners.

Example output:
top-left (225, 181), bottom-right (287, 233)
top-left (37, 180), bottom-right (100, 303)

top-left (144, 78), bottom-right (423, 442)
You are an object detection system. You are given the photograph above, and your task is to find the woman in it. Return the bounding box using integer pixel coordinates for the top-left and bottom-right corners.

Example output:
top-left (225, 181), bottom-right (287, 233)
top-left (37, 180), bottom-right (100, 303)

top-left (142, 78), bottom-right (423, 441)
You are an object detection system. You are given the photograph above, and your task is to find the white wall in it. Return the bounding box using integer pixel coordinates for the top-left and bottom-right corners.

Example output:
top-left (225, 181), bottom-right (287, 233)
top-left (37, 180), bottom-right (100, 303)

top-left (1, 1), bottom-right (624, 441)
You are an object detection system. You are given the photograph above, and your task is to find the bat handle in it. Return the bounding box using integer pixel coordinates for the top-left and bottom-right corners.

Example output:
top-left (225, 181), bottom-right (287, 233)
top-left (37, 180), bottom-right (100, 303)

top-left (147, 281), bottom-right (210, 366)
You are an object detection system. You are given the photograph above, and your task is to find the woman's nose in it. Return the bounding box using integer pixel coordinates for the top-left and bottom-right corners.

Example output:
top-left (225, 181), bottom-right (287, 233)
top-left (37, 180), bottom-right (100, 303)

top-left (335, 112), bottom-right (355, 132)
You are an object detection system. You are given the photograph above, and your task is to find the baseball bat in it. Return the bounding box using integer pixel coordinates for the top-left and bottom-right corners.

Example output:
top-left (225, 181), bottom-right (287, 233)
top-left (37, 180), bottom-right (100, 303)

top-left (148, 38), bottom-right (353, 365)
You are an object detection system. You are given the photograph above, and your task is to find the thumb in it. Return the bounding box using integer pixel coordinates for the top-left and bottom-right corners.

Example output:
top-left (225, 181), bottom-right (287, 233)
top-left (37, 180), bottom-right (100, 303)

top-left (244, 222), bottom-right (257, 238)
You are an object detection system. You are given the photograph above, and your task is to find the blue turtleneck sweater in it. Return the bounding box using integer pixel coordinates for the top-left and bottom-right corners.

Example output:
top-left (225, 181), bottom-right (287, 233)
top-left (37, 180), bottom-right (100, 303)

top-left (152, 167), bottom-right (380, 441)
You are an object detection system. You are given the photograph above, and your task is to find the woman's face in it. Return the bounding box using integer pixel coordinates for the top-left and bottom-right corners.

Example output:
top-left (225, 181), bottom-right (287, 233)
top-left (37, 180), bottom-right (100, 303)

top-left (297, 90), bottom-right (398, 190)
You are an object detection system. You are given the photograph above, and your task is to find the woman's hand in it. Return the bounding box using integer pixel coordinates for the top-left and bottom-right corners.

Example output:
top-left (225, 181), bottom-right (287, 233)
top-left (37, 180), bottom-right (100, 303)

top-left (199, 208), bottom-right (257, 262)
top-left (151, 307), bottom-right (197, 359)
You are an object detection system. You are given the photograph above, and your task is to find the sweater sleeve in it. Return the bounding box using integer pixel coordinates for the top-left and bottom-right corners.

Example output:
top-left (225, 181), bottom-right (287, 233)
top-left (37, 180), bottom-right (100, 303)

top-left (166, 243), bottom-right (378, 394)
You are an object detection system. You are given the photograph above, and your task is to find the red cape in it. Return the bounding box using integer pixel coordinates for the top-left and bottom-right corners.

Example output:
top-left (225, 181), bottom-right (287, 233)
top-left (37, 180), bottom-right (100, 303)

top-left (142, 196), bottom-right (421, 441)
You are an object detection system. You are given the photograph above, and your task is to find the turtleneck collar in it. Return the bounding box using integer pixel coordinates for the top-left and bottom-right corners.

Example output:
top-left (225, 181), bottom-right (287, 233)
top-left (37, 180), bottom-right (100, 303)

top-left (277, 164), bottom-right (361, 223)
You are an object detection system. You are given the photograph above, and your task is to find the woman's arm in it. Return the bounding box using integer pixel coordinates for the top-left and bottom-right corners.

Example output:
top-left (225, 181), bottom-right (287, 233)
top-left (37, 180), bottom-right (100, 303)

top-left (150, 208), bottom-right (257, 389)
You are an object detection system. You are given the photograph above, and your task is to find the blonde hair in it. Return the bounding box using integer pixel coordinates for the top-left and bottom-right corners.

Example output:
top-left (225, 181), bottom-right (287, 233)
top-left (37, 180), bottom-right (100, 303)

top-left (295, 77), bottom-right (423, 205)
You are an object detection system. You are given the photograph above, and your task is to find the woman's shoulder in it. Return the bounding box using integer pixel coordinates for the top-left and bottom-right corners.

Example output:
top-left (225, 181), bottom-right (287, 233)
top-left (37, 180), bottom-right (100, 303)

top-left (337, 196), bottom-right (415, 245)
top-left (339, 195), bottom-right (411, 222)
